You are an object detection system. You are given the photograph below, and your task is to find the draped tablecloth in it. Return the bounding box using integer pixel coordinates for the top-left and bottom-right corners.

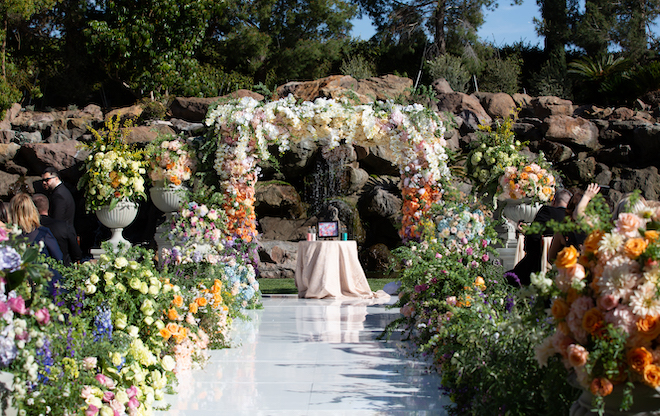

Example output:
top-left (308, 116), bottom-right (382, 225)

top-left (295, 241), bottom-right (389, 299)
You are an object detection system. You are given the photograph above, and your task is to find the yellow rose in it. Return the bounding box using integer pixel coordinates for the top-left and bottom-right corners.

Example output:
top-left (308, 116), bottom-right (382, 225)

top-left (584, 230), bottom-right (604, 255)
top-left (623, 237), bottom-right (648, 259)
top-left (551, 298), bottom-right (570, 320)
top-left (556, 246), bottom-right (579, 269)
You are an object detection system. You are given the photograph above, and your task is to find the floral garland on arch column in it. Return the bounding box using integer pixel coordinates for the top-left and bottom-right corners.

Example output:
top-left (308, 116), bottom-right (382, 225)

top-left (204, 95), bottom-right (449, 244)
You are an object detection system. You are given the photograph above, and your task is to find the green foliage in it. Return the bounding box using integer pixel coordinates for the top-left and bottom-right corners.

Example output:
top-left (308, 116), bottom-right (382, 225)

top-left (531, 50), bottom-right (571, 99)
top-left (478, 56), bottom-right (521, 94)
top-left (340, 55), bottom-right (376, 79)
top-left (0, 77), bottom-right (20, 120)
top-left (426, 54), bottom-right (470, 92)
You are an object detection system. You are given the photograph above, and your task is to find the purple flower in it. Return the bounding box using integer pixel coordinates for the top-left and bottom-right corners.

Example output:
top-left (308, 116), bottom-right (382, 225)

top-left (0, 246), bottom-right (22, 272)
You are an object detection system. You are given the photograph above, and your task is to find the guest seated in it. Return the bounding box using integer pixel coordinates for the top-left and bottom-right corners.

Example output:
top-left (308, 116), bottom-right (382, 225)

top-left (10, 192), bottom-right (63, 262)
top-left (32, 193), bottom-right (82, 266)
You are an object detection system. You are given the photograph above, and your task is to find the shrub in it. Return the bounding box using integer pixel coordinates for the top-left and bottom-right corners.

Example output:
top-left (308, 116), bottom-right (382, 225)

top-left (426, 54), bottom-right (471, 93)
top-left (340, 55), bottom-right (376, 80)
top-left (478, 57), bottom-right (522, 94)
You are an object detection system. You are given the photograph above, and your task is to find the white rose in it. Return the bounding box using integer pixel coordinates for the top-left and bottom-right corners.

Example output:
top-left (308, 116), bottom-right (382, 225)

top-left (160, 355), bottom-right (176, 372)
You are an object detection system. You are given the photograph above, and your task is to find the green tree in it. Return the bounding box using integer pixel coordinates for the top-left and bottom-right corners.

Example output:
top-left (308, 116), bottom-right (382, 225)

top-left (356, 0), bottom-right (512, 58)
top-left (205, 0), bottom-right (357, 85)
top-left (613, 0), bottom-right (660, 62)
top-left (83, 0), bottom-right (222, 98)
top-left (571, 0), bottom-right (616, 56)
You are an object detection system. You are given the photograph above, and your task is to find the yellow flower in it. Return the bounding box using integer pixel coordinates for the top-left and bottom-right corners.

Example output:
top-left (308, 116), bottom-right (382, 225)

top-left (556, 246), bottom-right (579, 269)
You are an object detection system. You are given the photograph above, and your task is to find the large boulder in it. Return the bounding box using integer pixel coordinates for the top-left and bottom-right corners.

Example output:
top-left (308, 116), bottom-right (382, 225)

top-left (354, 145), bottom-right (399, 176)
top-left (259, 217), bottom-right (317, 241)
top-left (531, 96), bottom-right (574, 118)
top-left (258, 240), bottom-right (299, 279)
top-left (633, 124), bottom-right (660, 165)
top-left (480, 92), bottom-right (516, 119)
top-left (170, 91), bottom-right (265, 122)
top-left (544, 115), bottom-right (600, 151)
top-left (435, 92), bottom-right (491, 131)
top-left (611, 166), bottom-right (660, 201)
top-left (255, 182), bottom-right (306, 219)
top-left (124, 124), bottom-right (176, 144)
top-left (276, 74), bottom-right (412, 104)
top-left (17, 140), bottom-right (90, 175)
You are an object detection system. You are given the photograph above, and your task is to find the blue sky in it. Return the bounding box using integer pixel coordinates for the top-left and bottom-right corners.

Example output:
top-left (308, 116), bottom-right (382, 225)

top-left (351, 1), bottom-right (543, 46)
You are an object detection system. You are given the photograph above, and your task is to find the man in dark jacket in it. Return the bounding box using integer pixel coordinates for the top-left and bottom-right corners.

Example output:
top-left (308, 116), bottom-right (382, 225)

top-left (507, 189), bottom-right (572, 286)
top-left (41, 167), bottom-right (76, 228)
top-left (32, 193), bottom-right (82, 266)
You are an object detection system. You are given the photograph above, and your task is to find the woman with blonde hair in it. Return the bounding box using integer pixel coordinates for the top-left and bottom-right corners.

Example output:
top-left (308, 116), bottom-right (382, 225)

top-left (10, 192), bottom-right (62, 261)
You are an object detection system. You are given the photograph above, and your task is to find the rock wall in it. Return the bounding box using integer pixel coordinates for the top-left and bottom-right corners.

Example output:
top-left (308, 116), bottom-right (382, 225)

top-left (2, 75), bottom-right (659, 277)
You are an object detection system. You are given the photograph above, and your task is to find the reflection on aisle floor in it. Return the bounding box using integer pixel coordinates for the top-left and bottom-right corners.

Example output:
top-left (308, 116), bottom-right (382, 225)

top-left (156, 295), bottom-right (452, 416)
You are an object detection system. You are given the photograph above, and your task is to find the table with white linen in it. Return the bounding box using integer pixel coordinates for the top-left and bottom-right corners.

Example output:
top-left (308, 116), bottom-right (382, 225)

top-left (295, 240), bottom-right (389, 299)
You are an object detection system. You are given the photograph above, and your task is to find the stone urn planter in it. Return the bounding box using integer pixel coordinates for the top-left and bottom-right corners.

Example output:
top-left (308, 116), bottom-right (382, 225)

top-left (501, 198), bottom-right (542, 224)
top-left (149, 184), bottom-right (188, 253)
top-left (95, 200), bottom-right (139, 248)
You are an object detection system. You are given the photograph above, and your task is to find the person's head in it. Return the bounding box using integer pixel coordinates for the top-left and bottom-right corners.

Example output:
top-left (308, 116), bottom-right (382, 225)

top-left (41, 167), bottom-right (62, 191)
top-left (552, 189), bottom-right (572, 208)
top-left (32, 193), bottom-right (49, 216)
top-left (613, 192), bottom-right (647, 221)
top-left (10, 193), bottom-right (40, 233)
top-left (566, 189), bottom-right (585, 217)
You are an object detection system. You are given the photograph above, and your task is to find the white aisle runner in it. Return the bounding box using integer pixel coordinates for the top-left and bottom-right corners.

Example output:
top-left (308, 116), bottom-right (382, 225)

top-left (157, 295), bottom-right (451, 416)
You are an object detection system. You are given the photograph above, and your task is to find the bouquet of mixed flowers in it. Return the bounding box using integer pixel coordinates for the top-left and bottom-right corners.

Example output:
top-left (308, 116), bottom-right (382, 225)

top-left (534, 194), bottom-right (660, 411)
top-left (145, 134), bottom-right (197, 187)
top-left (78, 115), bottom-right (146, 212)
top-left (497, 161), bottom-right (556, 203)
top-left (166, 201), bottom-right (227, 249)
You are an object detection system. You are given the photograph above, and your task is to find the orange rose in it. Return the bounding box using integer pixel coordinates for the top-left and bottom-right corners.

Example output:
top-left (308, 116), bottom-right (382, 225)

top-left (159, 328), bottom-right (172, 340)
top-left (551, 298), bottom-right (570, 320)
top-left (558, 321), bottom-right (571, 335)
top-left (213, 293), bottom-right (223, 304)
top-left (474, 276), bottom-right (486, 291)
top-left (582, 308), bottom-right (604, 336)
top-left (645, 230), bottom-right (660, 244)
top-left (196, 297), bottom-right (208, 307)
top-left (644, 364), bottom-right (660, 388)
top-left (189, 302), bottom-right (198, 314)
top-left (167, 308), bottom-right (179, 321)
top-left (173, 295), bottom-right (184, 308)
top-left (637, 315), bottom-right (660, 339)
top-left (556, 246), bottom-right (579, 269)
top-left (584, 231), bottom-right (604, 255)
top-left (624, 238), bottom-right (648, 259)
top-left (590, 377), bottom-right (614, 397)
top-left (166, 322), bottom-right (180, 335)
top-left (628, 347), bottom-right (654, 373)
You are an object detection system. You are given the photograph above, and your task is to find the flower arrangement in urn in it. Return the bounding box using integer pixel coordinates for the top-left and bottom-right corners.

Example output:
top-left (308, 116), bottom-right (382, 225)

top-left (78, 115), bottom-right (146, 212)
top-left (466, 112), bottom-right (557, 205)
top-left (535, 194), bottom-right (660, 411)
top-left (144, 134), bottom-right (197, 187)
top-left (498, 161), bottom-right (556, 203)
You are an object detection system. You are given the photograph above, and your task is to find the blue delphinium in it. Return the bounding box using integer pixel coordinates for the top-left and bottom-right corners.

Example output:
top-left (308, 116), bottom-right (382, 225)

top-left (93, 306), bottom-right (113, 342)
top-left (36, 337), bottom-right (53, 384)
top-left (0, 333), bottom-right (17, 367)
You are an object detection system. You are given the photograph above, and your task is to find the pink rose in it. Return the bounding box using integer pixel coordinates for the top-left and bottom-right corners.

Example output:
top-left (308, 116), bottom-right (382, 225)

top-left (0, 301), bottom-right (8, 315)
top-left (85, 405), bottom-right (99, 416)
top-left (7, 297), bottom-right (27, 315)
top-left (95, 374), bottom-right (116, 389)
top-left (126, 386), bottom-right (138, 399)
top-left (82, 357), bottom-right (98, 371)
top-left (616, 213), bottom-right (643, 238)
top-left (435, 253), bottom-right (442, 259)
top-left (103, 391), bottom-right (115, 403)
top-left (109, 399), bottom-right (125, 413)
top-left (127, 397), bottom-right (139, 409)
top-left (81, 385), bottom-right (94, 399)
top-left (482, 253), bottom-right (489, 262)
top-left (597, 294), bottom-right (619, 311)
top-left (567, 344), bottom-right (589, 367)
top-left (34, 307), bottom-right (50, 325)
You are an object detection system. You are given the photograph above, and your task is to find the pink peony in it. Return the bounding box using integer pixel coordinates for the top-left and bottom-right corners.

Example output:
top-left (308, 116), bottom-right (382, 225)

top-left (7, 297), bottom-right (27, 315)
top-left (85, 405), bottom-right (99, 416)
top-left (103, 391), bottom-right (115, 403)
top-left (34, 307), bottom-right (50, 325)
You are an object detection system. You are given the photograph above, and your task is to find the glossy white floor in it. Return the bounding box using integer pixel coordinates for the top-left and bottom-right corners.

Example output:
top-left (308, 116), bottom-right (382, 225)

top-left (156, 295), bottom-right (452, 416)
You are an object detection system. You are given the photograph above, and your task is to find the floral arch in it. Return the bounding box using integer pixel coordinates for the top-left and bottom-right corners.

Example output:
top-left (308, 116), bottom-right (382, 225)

top-left (204, 95), bottom-right (450, 243)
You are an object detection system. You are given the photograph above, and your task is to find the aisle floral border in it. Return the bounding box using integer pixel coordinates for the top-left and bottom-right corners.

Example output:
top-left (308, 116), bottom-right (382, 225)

top-left (204, 95), bottom-right (450, 242)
